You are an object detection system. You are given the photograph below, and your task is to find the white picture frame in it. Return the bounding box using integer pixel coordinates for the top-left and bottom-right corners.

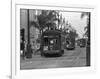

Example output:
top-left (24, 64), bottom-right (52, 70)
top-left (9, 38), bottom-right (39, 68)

top-left (11, 1), bottom-right (97, 79)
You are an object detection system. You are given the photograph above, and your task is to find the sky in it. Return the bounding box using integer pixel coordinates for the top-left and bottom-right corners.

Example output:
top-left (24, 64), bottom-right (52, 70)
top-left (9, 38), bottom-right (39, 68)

top-left (60, 11), bottom-right (87, 38)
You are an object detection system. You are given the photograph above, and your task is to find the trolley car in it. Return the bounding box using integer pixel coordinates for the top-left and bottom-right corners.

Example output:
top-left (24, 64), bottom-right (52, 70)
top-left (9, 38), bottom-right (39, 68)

top-left (40, 30), bottom-right (64, 57)
top-left (65, 31), bottom-right (75, 50)
top-left (65, 37), bottom-right (75, 50)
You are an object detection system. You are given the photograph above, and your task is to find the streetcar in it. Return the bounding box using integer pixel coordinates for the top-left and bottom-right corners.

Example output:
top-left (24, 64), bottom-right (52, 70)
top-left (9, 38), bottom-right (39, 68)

top-left (40, 29), bottom-right (64, 57)
top-left (65, 31), bottom-right (75, 50)
top-left (65, 37), bottom-right (75, 50)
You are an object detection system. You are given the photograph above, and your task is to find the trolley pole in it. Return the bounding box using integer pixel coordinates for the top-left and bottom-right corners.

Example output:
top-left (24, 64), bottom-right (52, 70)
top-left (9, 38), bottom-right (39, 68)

top-left (25, 9), bottom-right (32, 58)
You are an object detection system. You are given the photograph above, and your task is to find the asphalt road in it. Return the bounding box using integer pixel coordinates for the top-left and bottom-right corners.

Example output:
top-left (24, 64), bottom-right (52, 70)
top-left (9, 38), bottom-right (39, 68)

top-left (20, 46), bottom-right (86, 70)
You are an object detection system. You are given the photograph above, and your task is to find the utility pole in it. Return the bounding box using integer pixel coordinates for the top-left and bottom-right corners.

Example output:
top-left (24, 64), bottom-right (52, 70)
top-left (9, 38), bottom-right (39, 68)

top-left (86, 12), bottom-right (91, 66)
top-left (25, 9), bottom-right (32, 58)
top-left (60, 14), bottom-right (63, 30)
top-left (58, 11), bottom-right (60, 29)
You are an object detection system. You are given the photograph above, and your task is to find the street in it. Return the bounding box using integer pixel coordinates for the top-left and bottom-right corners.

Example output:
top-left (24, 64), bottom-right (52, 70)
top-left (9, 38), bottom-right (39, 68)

top-left (20, 46), bottom-right (86, 70)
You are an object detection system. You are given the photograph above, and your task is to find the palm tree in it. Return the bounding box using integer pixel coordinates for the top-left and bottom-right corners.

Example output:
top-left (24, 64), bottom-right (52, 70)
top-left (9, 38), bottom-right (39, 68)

top-left (81, 12), bottom-right (90, 40)
top-left (35, 10), bottom-right (59, 34)
top-left (30, 10), bottom-right (60, 52)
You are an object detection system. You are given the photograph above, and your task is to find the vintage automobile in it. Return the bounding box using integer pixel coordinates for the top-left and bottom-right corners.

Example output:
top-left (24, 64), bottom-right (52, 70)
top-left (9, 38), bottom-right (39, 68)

top-left (79, 38), bottom-right (86, 47)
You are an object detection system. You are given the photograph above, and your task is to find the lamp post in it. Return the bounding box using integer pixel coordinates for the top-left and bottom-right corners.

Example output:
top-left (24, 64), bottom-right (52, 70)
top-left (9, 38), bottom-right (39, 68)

top-left (25, 9), bottom-right (32, 58)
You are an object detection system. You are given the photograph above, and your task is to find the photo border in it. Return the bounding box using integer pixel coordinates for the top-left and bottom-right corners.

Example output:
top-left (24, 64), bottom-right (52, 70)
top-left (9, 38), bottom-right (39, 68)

top-left (11, 3), bottom-right (97, 79)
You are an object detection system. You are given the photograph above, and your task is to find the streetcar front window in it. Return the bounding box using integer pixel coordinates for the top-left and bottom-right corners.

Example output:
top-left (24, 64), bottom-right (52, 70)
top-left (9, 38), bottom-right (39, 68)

top-left (43, 46), bottom-right (48, 50)
top-left (43, 35), bottom-right (60, 50)
top-left (43, 37), bottom-right (49, 50)
top-left (44, 37), bottom-right (49, 46)
top-left (50, 39), bottom-right (57, 45)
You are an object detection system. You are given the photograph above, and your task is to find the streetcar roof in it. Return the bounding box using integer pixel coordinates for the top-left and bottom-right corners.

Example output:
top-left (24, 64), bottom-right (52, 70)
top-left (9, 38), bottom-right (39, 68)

top-left (42, 30), bottom-right (61, 36)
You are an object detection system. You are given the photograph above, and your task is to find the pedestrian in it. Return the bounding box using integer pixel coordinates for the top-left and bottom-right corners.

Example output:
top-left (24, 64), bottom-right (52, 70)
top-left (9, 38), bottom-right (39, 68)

top-left (20, 41), bottom-right (25, 60)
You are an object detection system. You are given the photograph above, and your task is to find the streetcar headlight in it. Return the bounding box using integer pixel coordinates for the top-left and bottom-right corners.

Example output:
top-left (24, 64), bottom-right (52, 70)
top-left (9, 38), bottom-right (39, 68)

top-left (44, 46), bottom-right (48, 50)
